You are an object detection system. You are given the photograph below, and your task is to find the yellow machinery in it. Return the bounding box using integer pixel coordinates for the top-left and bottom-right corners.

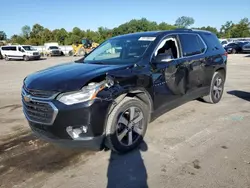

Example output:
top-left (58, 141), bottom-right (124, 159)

top-left (72, 39), bottom-right (99, 56)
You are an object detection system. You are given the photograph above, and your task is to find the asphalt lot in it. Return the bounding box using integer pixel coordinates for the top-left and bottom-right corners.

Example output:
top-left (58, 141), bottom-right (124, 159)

top-left (0, 54), bottom-right (250, 188)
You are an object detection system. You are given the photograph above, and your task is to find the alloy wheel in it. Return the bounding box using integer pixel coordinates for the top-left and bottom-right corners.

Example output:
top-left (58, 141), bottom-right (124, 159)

top-left (213, 76), bottom-right (223, 100)
top-left (116, 107), bottom-right (144, 146)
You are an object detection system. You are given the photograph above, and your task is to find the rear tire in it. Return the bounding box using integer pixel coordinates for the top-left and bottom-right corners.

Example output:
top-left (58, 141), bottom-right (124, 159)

top-left (202, 71), bottom-right (225, 104)
top-left (105, 97), bottom-right (149, 153)
top-left (232, 49), bottom-right (237, 54)
top-left (5, 55), bottom-right (9, 61)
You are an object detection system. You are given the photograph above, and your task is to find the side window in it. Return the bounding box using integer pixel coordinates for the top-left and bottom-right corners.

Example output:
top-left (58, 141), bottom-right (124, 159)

top-left (154, 36), bottom-right (180, 59)
top-left (203, 33), bottom-right (224, 50)
top-left (18, 47), bottom-right (22, 52)
top-left (11, 47), bottom-right (17, 51)
top-left (179, 34), bottom-right (206, 57)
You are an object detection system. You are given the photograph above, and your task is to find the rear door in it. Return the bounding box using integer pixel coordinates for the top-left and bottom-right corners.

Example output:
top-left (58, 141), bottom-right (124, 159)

top-left (178, 33), bottom-right (207, 93)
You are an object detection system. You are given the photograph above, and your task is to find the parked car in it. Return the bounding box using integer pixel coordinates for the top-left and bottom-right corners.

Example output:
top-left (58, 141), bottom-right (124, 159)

top-left (0, 45), bottom-right (40, 61)
top-left (224, 42), bottom-right (248, 54)
top-left (242, 42), bottom-right (250, 53)
top-left (220, 39), bottom-right (229, 47)
top-left (22, 29), bottom-right (227, 153)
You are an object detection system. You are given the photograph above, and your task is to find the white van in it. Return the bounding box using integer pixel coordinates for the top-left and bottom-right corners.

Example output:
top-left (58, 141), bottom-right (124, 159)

top-left (0, 45), bottom-right (40, 61)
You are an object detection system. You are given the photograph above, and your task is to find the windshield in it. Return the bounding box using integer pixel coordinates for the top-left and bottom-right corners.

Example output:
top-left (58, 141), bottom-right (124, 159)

top-left (22, 46), bottom-right (36, 51)
top-left (84, 36), bottom-right (154, 64)
top-left (49, 46), bottom-right (59, 49)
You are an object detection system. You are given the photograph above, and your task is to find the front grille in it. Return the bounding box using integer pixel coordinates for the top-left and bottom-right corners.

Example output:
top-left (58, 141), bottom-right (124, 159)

top-left (244, 46), bottom-right (250, 49)
top-left (33, 52), bottom-right (39, 55)
top-left (52, 50), bottom-right (60, 55)
top-left (23, 86), bottom-right (57, 98)
top-left (30, 123), bottom-right (57, 139)
top-left (22, 96), bottom-right (56, 125)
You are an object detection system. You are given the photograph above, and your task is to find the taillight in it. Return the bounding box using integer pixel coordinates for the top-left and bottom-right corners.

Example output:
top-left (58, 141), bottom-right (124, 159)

top-left (223, 51), bottom-right (228, 58)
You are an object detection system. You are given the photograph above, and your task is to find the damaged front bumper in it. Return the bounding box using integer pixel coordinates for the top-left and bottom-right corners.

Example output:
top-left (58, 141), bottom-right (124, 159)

top-left (28, 99), bottom-right (112, 150)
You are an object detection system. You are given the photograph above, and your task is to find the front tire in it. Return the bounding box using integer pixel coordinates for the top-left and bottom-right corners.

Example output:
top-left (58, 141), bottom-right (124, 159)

top-left (24, 56), bottom-right (29, 61)
top-left (202, 71), bottom-right (225, 104)
top-left (105, 97), bottom-right (149, 153)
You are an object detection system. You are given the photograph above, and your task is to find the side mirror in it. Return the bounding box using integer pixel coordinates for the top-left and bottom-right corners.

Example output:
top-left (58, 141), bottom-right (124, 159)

top-left (153, 53), bottom-right (173, 63)
top-left (21, 49), bottom-right (25, 53)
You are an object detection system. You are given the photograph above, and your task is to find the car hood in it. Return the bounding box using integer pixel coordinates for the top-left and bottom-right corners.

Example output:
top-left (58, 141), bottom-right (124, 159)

top-left (24, 62), bottom-right (130, 92)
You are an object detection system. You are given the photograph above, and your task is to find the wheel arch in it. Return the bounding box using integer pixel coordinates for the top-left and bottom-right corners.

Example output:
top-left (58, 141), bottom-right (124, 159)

top-left (215, 67), bottom-right (226, 80)
top-left (107, 87), bottom-right (153, 121)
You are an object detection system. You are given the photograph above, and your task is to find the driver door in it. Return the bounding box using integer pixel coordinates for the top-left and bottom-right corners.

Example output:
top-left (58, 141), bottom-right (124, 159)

top-left (151, 35), bottom-right (189, 111)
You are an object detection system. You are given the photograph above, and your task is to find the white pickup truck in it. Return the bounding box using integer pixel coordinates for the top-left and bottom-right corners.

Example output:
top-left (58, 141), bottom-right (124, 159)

top-left (44, 42), bottom-right (63, 56)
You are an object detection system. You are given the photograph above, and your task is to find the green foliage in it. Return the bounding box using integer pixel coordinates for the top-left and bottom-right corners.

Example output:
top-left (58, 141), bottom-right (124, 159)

top-left (10, 35), bottom-right (25, 44)
top-left (21, 25), bottom-right (31, 39)
top-left (4, 17), bottom-right (250, 45)
top-left (175, 16), bottom-right (195, 28)
top-left (0, 31), bottom-right (7, 40)
top-left (231, 18), bottom-right (250, 38)
top-left (193, 26), bottom-right (219, 36)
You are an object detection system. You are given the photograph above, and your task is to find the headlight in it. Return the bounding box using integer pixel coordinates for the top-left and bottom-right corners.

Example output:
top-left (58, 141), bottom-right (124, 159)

top-left (57, 77), bottom-right (114, 105)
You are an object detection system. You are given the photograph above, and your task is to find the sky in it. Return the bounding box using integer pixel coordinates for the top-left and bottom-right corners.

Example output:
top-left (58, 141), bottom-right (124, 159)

top-left (0, 0), bottom-right (250, 38)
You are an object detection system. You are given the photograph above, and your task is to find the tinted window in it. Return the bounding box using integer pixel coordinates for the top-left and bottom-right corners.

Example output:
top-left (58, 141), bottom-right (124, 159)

top-left (49, 46), bottom-right (59, 50)
top-left (202, 33), bottom-right (223, 51)
top-left (10, 46), bottom-right (16, 51)
top-left (179, 34), bottom-right (206, 56)
top-left (1, 46), bottom-right (16, 51)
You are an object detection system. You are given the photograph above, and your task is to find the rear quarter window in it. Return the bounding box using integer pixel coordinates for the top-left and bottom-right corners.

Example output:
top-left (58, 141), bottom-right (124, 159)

top-left (202, 33), bottom-right (224, 51)
top-left (1, 47), bottom-right (9, 50)
top-left (179, 34), bottom-right (206, 57)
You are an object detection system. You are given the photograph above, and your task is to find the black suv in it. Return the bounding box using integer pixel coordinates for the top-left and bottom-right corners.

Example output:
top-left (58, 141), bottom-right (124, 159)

top-left (224, 41), bottom-right (249, 54)
top-left (22, 29), bottom-right (227, 153)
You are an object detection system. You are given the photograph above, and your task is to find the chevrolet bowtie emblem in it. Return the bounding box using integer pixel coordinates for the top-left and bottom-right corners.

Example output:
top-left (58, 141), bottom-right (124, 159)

top-left (24, 95), bottom-right (31, 102)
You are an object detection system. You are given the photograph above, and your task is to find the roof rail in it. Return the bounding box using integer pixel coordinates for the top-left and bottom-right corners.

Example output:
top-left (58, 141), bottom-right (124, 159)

top-left (174, 28), bottom-right (192, 31)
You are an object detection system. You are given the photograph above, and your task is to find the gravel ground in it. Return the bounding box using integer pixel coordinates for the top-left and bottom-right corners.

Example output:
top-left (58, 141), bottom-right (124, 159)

top-left (0, 54), bottom-right (250, 188)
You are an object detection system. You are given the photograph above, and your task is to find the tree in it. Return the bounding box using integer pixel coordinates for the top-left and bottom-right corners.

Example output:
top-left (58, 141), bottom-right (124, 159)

top-left (158, 22), bottom-right (176, 30)
top-left (220, 21), bottom-right (234, 38)
top-left (231, 18), bottom-right (250, 38)
top-left (175, 16), bottom-right (195, 28)
top-left (0, 31), bottom-right (7, 40)
top-left (98, 27), bottom-right (112, 42)
top-left (72, 27), bottom-right (82, 37)
top-left (42, 28), bottom-right (53, 43)
top-left (10, 35), bottom-right (25, 44)
top-left (30, 24), bottom-right (44, 44)
top-left (193, 26), bottom-right (219, 36)
top-left (21, 25), bottom-right (31, 39)
top-left (54, 28), bottom-right (68, 44)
